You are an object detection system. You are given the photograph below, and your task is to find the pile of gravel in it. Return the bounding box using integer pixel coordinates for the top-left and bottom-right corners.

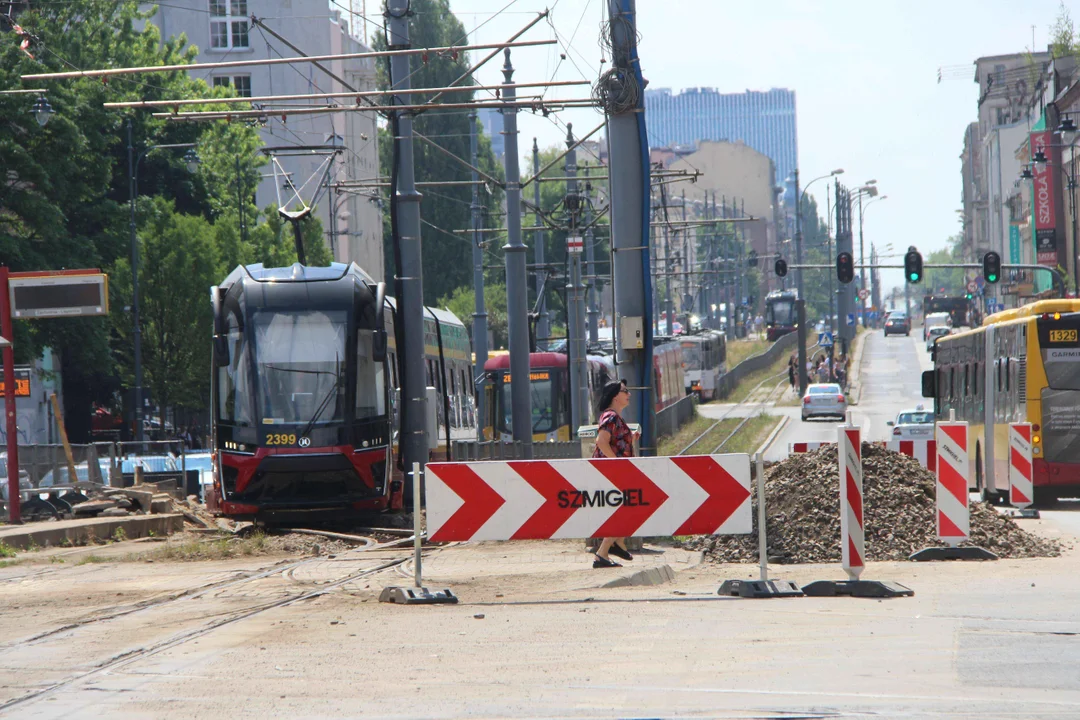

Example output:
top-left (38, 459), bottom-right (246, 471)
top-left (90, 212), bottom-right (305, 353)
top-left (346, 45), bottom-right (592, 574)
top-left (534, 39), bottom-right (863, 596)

top-left (682, 443), bottom-right (1062, 563)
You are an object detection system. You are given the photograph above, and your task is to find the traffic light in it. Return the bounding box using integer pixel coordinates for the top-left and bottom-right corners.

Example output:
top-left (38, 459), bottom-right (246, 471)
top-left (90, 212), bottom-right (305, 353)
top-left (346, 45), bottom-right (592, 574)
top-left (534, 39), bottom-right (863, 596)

top-left (774, 257), bottom-right (788, 277)
top-left (983, 251), bottom-right (1001, 284)
top-left (836, 251), bottom-right (854, 284)
top-left (904, 249), bottom-right (923, 284)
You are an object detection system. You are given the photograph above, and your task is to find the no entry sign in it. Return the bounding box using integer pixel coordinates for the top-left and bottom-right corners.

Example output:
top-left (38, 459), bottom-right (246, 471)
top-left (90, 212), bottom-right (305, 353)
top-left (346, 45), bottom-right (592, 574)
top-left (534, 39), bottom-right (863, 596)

top-left (426, 455), bottom-right (752, 542)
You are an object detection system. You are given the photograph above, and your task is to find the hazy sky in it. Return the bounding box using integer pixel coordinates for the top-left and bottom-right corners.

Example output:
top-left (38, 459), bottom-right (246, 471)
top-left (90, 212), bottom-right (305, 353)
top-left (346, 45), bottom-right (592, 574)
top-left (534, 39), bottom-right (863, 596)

top-left (380, 0), bottom-right (1071, 292)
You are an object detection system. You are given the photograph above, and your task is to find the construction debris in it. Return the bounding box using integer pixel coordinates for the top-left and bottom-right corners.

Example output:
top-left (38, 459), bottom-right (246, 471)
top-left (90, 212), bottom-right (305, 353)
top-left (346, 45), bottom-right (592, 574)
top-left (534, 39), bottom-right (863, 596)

top-left (682, 443), bottom-right (1063, 563)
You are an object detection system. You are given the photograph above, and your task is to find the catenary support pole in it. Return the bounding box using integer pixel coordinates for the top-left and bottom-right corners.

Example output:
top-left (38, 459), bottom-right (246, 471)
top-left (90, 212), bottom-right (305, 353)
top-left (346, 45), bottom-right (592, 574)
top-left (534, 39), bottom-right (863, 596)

top-left (682, 189), bottom-right (691, 326)
top-left (386, 0), bottom-right (429, 481)
top-left (793, 170), bottom-right (808, 394)
top-left (858, 191), bottom-right (866, 326)
top-left (565, 125), bottom-right (588, 433)
top-left (500, 50), bottom-right (533, 455)
top-left (605, 0), bottom-right (655, 455)
top-left (662, 186), bottom-right (673, 333)
top-left (469, 111), bottom-right (488, 440)
top-left (532, 139), bottom-right (549, 345)
top-left (127, 119), bottom-right (145, 444)
top-left (584, 165), bottom-right (600, 343)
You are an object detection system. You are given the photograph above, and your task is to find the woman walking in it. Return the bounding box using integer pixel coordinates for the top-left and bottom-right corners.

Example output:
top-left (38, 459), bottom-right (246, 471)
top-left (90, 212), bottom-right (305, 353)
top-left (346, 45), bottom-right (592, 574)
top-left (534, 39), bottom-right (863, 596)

top-left (592, 380), bottom-right (636, 568)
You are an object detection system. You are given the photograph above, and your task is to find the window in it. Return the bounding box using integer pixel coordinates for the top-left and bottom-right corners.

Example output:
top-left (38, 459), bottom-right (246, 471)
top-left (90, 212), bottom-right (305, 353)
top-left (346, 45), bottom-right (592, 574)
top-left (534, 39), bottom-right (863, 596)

top-left (356, 330), bottom-right (387, 419)
top-left (213, 75), bottom-right (252, 97)
top-left (209, 0), bottom-right (249, 50)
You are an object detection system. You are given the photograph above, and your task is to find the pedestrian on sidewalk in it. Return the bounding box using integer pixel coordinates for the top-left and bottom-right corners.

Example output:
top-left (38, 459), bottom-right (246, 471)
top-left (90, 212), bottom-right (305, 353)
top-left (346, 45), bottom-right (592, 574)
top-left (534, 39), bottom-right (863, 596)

top-left (591, 380), bottom-right (636, 569)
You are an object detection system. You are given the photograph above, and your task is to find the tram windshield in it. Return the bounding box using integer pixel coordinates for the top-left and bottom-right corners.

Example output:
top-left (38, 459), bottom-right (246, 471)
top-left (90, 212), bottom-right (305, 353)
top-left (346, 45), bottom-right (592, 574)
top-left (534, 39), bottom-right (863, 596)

top-left (498, 373), bottom-right (558, 434)
top-left (766, 300), bottom-right (795, 326)
top-left (253, 310), bottom-right (346, 425)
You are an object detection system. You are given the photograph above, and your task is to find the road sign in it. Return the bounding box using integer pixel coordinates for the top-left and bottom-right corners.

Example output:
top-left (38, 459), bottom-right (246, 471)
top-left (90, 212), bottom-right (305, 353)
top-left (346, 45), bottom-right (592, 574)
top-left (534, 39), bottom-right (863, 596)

top-left (9, 272), bottom-right (108, 319)
top-left (975, 275), bottom-right (985, 290)
top-left (886, 440), bottom-right (936, 473)
top-left (426, 455), bottom-right (752, 541)
top-left (935, 422), bottom-right (969, 545)
top-left (567, 235), bottom-right (583, 254)
top-left (857, 288), bottom-right (869, 300)
top-left (839, 424), bottom-right (864, 580)
top-left (1008, 423), bottom-right (1033, 509)
top-left (966, 281), bottom-right (977, 293)
top-left (846, 313), bottom-right (855, 327)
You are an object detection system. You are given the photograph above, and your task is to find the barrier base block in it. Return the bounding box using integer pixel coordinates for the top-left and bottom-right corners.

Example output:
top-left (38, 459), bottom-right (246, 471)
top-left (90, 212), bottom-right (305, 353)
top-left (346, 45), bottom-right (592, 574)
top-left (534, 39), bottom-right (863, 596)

top-left (909, 546), bottom-right (998, 562)
top-left (718, 579), bottom-right (804, 599)
top-left (378, 586), bottom-right (459, 605)
top-left (801, 580), bottom-right (914, 598)
top-left (1007, 508), bottom-right (1041, 519)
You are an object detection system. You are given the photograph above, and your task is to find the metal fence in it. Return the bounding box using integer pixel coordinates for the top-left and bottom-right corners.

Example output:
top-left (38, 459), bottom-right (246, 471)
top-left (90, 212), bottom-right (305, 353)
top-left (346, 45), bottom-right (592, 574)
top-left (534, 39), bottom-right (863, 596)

top-left (451, 440), bottom-right (582, 461)
top-left (715, 331), bottom-right (799, 399)
top-left (655, 394), bottom-right (697, 439)
top-left (10, 440), bottom-right (194, 495)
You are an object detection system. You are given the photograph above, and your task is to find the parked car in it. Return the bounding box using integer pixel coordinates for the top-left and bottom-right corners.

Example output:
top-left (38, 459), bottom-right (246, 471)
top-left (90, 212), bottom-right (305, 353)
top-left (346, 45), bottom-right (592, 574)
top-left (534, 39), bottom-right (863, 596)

top-left (801, 383), bottom-right (848, 421)
top-left (39, 459), bottom-right (112, 488)
top-left (887, 406), bottom-right (935, 440)
top-left (0, 453), bottom-right (33, 501)
top-left (884, 312), bottom-right (910, 336)
top-left (926, 325), bottom-right (951, 351)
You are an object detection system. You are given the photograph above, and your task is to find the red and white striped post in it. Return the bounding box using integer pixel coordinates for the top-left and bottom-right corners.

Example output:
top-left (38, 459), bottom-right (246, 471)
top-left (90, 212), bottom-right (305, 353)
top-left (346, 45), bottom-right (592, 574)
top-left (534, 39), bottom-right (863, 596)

top-left (802, 415), bottom-right (914, 595)
top-left (839, 419), bottom-right (863, 581)
top-left (1009, 422), bottom-right (1036, 516)
top-left (911, 415), bottom-right (996, 561)
top-left (935, 419), bottom-right (970, 546)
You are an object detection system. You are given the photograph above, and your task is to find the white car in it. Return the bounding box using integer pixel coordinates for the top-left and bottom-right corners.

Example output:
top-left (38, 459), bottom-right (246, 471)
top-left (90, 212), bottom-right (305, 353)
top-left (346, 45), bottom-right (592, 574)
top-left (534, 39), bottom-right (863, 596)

top-left (926, 325), bottom-right (951, 351)
top-left (801, 383), bottom-right (848, 421)
top-left (887, 406), bottom-right (935, 440)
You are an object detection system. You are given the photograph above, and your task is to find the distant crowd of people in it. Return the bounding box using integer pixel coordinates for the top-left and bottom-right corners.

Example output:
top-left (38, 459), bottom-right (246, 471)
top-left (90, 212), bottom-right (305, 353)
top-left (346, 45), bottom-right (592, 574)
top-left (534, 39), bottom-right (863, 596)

top-left (788, 351), bottom-right (849, 391)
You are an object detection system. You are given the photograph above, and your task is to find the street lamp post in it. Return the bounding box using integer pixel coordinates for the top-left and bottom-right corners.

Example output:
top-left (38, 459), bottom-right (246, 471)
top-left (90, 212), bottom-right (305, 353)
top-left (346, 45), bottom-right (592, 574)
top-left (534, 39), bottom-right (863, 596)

top-left (127, 118), bottom-right (199, 442)
top-left (860, 194), bottom-right (887, 325)
top-left (793, 168), bottom-right (843, 394)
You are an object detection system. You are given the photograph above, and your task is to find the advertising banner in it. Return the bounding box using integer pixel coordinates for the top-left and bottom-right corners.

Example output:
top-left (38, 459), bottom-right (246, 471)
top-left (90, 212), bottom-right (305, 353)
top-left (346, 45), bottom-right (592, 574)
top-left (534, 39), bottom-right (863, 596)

top-left (1009, 224), bottom-right (1021, 264)
top-left (1030, 131), bottom-right (1058, 266)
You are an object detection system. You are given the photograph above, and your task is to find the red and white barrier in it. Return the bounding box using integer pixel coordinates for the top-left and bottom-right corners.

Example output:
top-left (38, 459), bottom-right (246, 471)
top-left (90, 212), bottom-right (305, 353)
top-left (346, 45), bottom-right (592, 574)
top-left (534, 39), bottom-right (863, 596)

top-left (1009, 423), bottom-right (1034, 509)
top-left (789, 442), bottom-right (833, 453)
top-left (426, 455), bottom-right (752, 542)
top-left (838, 424), bottom-right (863, 581)
top-left (935, 422), bottom-right (970, 545)
top-left (885, 440), bottom-right (937, 473)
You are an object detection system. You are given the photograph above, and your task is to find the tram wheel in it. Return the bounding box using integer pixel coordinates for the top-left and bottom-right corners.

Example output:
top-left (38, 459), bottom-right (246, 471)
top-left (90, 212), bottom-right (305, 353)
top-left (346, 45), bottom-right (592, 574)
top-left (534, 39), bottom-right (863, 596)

top-left (21, 497), bottom-right (59, 523)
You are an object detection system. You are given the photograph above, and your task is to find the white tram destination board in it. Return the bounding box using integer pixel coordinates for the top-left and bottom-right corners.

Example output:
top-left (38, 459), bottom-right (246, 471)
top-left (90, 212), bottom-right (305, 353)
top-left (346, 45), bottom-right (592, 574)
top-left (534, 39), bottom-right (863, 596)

top-left (9, 273), bottom-right (109, 319)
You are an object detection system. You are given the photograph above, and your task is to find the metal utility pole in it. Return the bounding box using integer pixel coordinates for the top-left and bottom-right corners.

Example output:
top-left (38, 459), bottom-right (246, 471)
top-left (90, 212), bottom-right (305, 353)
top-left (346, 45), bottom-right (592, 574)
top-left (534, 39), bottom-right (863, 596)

top-left (835, 182), bottom-right (856, 356)
top-left (469, 111), bottom-right (488, 440)
top-left (127, 119), bottom-right (144, 443)
top-left (661, 186), bottom-right (674, 333)
top-left (584, 165), bottom-right (599, 343)
top-left (858, 191), bottom-right (866, 326)
top-left (532, 139), bottom-right (549, 346)
top-left (500, 49), bottom-right (532, 454)
top-left (386, 0), bottom-right (428, 477)
top-left (681, 190), bottom-right (690, 326)
top-left (565, 125), bottom-right (588, 433)
top-left (604, 0), bottom-right (655, 455)
top-left (793, 168), bottom-right (808, 394)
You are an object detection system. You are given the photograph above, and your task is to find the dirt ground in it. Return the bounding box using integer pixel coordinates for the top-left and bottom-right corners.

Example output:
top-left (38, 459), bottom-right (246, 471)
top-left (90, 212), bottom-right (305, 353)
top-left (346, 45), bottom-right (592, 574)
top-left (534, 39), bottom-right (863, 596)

top-left (1, 515), bottom-right (1080, 719)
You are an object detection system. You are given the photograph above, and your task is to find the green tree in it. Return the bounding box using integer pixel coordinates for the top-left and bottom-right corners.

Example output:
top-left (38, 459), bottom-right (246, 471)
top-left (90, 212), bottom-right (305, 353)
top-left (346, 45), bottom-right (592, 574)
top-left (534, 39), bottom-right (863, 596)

top-left (924, 234), bottom-right (967, 296)
top-left (439, 281), bottom-right (509, 350)
top-left (373, 0), bottom-right (504, 304)
top-left (1051, 1), bottom-right (1078, 59)
top-left (110, 198), bottom-right (218, 421)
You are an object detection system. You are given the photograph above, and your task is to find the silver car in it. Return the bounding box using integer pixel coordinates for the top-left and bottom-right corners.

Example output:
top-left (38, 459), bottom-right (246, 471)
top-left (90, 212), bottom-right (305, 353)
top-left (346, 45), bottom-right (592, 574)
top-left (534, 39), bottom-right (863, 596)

top-left (887, 406), bottom-right (935, 440)
top-left (926, 325), bottom-right (951, 351)
top-left (801, 383), bottom-right (848, 421)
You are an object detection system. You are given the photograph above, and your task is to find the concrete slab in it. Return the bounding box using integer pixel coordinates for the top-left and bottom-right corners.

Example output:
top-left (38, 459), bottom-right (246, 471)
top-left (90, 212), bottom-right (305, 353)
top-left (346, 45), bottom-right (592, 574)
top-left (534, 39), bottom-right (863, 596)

top-left (0, 513), bottom-right (183, 550)
top-left (603, 563), bottom-right (676, 588)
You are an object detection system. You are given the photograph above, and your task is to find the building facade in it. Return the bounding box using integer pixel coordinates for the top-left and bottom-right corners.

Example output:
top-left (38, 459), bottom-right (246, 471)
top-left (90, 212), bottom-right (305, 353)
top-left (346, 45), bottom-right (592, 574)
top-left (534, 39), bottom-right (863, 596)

top-left (645, 87), bottom-right (797, 192)
top-left (144, 0), bottom-right (383, 278)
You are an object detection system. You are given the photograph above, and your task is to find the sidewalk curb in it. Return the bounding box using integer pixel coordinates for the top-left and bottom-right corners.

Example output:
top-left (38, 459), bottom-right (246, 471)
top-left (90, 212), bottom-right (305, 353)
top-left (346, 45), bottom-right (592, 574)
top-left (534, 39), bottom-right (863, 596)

top-left (755, 414), bottom-right (789, 458)
top-left (848, 330), bottom-right (869, 406)
top-left (602, 563), bottom-right (675, 588)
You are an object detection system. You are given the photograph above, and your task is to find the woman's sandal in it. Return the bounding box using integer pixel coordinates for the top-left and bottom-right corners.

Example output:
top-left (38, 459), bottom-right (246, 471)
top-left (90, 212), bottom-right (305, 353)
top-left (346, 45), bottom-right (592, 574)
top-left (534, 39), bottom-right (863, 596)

top-left (592, 554), bottom-right (622, 569)
top-left (608, 544), bottom-right (633, 562)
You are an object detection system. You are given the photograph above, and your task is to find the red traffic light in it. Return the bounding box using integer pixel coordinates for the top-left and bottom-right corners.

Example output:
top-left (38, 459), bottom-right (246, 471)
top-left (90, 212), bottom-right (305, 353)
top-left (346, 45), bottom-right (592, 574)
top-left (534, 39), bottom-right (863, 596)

top-left (836, 252), bottom-right (854, 284)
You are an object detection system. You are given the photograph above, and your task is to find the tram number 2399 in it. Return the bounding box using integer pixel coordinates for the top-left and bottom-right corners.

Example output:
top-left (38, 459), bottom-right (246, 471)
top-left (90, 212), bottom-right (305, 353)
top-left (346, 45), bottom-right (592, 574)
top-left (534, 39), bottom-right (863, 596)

top-left (265, 433), bottom-right (298, 446)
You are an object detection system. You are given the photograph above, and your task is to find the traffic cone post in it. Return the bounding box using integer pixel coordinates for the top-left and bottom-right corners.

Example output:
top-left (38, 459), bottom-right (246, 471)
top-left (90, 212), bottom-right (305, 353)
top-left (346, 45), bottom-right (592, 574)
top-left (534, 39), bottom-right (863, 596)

top-left (718, 452), bottom-right (803, 598)
top-left (803, 415), bottom-right (914, 598)
top-left (910, 413), bottom-right (997, 561)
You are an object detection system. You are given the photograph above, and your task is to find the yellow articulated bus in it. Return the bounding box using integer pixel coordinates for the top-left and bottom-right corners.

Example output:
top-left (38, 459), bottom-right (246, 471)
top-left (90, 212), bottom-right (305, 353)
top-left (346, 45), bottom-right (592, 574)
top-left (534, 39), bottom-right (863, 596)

top-left (925, 299), bottom-right (1080, 504)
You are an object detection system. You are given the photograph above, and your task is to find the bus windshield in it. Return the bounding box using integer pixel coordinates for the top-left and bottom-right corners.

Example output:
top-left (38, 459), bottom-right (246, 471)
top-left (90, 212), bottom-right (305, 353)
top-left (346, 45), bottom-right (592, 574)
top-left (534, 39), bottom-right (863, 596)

top-left (253, 310), bottom-right (346, 424)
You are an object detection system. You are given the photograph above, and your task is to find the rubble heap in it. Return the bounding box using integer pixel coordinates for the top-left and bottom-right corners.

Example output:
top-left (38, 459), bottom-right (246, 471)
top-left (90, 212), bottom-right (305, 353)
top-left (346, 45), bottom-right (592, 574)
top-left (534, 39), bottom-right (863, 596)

top-left (683, 443), bottom-right (1062, 563)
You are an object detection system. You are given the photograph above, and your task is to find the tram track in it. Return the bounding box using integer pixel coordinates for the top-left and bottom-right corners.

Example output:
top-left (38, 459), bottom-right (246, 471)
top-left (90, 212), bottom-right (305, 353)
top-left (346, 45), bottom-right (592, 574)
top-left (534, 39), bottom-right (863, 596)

top-left (0, 550), bottom-right (419, 713)
top-left (676, 370), bottom-right (788, 456)
top-left (0, 534), bottom-right (389, 657)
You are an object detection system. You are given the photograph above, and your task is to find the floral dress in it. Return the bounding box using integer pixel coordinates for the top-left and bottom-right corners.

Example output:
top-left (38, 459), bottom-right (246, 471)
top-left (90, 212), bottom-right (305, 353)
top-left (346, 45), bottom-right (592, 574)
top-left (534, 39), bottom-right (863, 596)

top-left (593, 409), bottom-right (634, 458)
